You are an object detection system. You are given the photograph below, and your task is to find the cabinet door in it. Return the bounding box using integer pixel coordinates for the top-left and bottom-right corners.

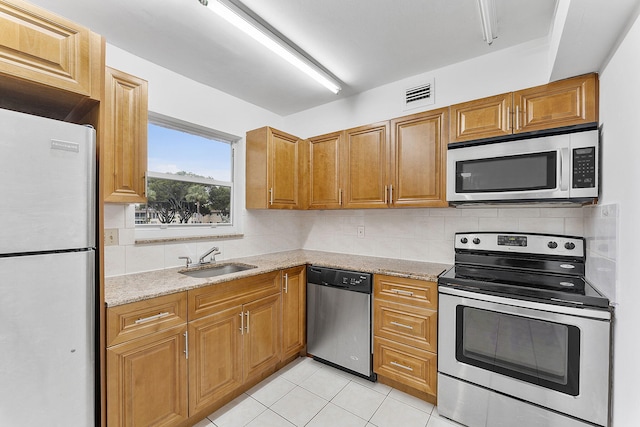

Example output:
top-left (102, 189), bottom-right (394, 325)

top-left (188, 305), bottom-right (243, 414)
top-left (342, 122), bottom-right (390, 208)
top-left (308, 132), bottom-right (343, 209)
top-left (0, 0), bottom-right (97, 98)
top-left (107, 325), bottom-right (188, 427)
top-left (449, 93), bottom-right (512, 143)
top-left (243, 293), bottom-right (282, 383)
top-left (282, 266), bottom-right (306, 359)
top-left (246, 127), bottom-right (301, 209)
top-left (103, 67), bottom-right (148, 203)
top-left (269, 128), bottom-right (300, 208)
top-left (390, 108), bottom-right (448, 207)
top-left (515, 73), bottom-right (598, 133)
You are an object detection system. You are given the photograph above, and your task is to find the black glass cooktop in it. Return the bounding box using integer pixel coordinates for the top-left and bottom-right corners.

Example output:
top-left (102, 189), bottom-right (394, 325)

top-left (438, 265), bottom-right (609, 309)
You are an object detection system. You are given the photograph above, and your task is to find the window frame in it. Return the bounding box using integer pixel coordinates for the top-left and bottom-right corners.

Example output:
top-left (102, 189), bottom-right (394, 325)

top-left (134, 112), bottom-right (242, 241)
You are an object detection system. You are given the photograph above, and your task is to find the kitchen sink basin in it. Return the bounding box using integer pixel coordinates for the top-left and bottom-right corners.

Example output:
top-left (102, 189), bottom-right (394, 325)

top-left (179, 263), bottom-right (257, 278)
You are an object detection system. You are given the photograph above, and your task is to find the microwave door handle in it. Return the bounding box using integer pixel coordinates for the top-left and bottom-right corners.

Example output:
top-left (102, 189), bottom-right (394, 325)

top-left (560, 148), bottom-right (570, 191)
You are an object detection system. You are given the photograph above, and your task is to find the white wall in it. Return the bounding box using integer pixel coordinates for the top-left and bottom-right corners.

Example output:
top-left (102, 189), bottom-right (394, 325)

top-left (282, 37), bottom-right (550, 138)
top-left (106, 45), bottom-right (283, 136)
top-left (595, 10), bottom-right (640, 424)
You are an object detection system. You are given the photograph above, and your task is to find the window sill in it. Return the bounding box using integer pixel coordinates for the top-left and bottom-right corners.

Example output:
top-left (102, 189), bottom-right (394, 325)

top-left (135, 233), bottom-right (244, 245)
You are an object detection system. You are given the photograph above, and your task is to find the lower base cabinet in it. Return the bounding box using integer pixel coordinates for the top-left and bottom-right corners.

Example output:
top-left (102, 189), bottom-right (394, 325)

top-left (188, 305), bottom-right (243, 414)
top-left (373, 274), bottom-right (438, 401)
top-left (106, 326), bottom-right (189, 427)
top-left (106, 291), bottom-right (189, 427)
top-left (282, 266), bottom-right (306, 359)
top-left (107, 271), bottom-right (284, 427)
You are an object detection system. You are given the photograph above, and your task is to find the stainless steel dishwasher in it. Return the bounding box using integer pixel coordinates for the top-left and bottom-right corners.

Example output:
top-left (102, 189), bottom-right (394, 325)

top-left (306, 265), bottom-right (376, 380)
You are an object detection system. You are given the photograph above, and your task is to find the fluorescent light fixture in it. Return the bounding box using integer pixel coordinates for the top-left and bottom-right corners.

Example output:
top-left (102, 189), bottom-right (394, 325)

top-left (477, 0), bottom-right (497, 45)
top-left (199, 0), bottom-right (342, 94)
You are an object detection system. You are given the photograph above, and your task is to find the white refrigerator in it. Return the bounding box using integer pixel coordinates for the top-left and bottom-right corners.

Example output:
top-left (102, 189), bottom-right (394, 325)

top-left (0, 108), bottom-right (96, 426)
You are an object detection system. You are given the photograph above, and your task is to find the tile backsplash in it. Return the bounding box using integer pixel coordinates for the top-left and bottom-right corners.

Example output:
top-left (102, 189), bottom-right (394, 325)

top-left (583, 204), bottom-right (619, 303)
top-left (103, 204), bottom-right (588, 277)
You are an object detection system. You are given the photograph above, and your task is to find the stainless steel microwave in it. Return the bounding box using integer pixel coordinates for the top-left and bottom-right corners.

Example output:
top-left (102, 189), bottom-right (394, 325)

top-left (446, 127), bottom-right (599, 205)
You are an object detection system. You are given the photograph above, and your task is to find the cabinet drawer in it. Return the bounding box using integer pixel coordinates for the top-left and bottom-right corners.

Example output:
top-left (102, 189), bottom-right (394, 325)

top-left (107, 292), bottom-right (187, 347)
top-left (189, 271), bottom-right (281, 320)
top-left (374, 300), bottom-right (437, 352)
top-left (374, 275), bottom-right (437, 309)
top-left (374, 337), bottom-right (437, 396)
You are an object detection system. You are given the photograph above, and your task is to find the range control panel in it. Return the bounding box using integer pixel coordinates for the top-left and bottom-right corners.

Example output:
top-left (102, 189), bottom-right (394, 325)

top-left (455, 232), bottom-right (585, 257)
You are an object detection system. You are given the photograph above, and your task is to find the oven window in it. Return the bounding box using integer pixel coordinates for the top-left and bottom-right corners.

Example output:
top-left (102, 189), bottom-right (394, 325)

top-left (456, 306), bottom-right (580, 396)
top-left (455, 151), bottom-right (557, 193)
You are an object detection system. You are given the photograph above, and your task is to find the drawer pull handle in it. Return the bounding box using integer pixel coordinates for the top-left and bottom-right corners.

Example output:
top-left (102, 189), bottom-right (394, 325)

top-left (239, 312), bottom-right (244, 335)
top-left (390, 321), bottom-right (413, 330)
top-left (245, 311), bottom-right (250, 333)
top-left (391, 289), bottom-right (414, 297)
top-left (135, 312), bottom-right (170, 324)
top-left (390, 361), bottom-right (413, 371)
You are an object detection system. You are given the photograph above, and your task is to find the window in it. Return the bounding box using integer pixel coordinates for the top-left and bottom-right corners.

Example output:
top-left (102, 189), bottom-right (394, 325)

top-left (135, 112), bottom-right (240, 239)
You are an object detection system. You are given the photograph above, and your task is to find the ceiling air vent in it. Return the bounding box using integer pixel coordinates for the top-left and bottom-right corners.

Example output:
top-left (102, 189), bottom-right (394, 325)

top-left (403, 79), bottom-right (435, 111)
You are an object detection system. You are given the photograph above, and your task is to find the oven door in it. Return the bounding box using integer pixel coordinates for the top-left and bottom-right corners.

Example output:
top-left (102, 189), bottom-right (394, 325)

top-left (438, 286), bottom-right (611, 426)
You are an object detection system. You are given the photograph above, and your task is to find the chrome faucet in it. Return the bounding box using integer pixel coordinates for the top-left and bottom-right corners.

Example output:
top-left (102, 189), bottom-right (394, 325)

top-left (198, 246), bottom-right (221, 264)
top-left (178, 256), bottom-right (192, 268)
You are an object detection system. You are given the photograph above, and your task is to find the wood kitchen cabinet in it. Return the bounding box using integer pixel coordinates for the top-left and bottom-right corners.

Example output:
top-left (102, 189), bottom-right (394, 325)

top-left (389, 108), bottom-right (449, 207)
top-left (281, 265), bottom-right (306, 359)
top-left (187, 271), bottom-right (282, 414)
top-left (102, 67), bottom-right (148, 203)
top-left (341, 122), bottom-right (390, 209)
top-left (308, 131), bottom-right (344, 209)
top-left (0, 0), bottom-right (104, 121)
top-left (106, 292), bottom-right (189, 427)
top-left (449, 73), bottom-right (598, 143)
top-left (309, 109), bottom-right (448, 209)
top-left (246, 126), bottom-right (301, 209)
top-left (373, 274), bottom-right (438, 403)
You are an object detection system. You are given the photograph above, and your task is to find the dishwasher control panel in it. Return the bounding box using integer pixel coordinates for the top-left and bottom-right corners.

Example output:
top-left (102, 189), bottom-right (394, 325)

top-left (307, 266), bottom-right (372, 294)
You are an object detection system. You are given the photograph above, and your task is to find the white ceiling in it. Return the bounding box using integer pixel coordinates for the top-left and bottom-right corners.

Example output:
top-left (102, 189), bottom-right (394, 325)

top-left (25, 0), bottom-right (640, 115)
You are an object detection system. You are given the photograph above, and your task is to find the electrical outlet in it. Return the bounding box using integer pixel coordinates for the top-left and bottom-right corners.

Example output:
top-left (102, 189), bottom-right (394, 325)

top-left (104, 229), bottom-right (119, 246)
top-left (357, 226), bottom-right (365, 238)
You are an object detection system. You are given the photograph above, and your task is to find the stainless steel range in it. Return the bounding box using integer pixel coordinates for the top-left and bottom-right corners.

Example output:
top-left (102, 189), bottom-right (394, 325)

top-left (438, 232), bottom-right (612, 427)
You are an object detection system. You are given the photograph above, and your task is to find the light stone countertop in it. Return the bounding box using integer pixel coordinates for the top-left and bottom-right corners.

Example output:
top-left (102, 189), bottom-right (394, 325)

top-left (105, 249), bottom-right (451, 307)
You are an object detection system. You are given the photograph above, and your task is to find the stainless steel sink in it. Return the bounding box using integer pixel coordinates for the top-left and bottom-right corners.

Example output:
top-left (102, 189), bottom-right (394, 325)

top-left (179, 263), bottom-right (257, 278)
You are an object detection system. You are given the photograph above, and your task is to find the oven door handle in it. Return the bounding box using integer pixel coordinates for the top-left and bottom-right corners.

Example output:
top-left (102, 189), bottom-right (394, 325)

top-left (438, 285), bottom-right (611, 320)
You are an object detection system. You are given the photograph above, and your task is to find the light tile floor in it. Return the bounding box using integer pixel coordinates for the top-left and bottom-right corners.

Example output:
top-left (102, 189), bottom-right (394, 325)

top-left (191, 357), bottom-right (463, 427)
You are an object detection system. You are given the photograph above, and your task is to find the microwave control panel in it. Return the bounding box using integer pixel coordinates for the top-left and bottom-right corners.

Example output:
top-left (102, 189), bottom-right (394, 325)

top-left (572, 147), bottom-right (596, 188)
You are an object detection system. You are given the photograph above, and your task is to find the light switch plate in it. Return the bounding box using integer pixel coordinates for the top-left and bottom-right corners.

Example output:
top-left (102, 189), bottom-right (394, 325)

top-left (104, 229), bottom-right (119, 246)
top-left (357, 226), bottom-right (365, 238)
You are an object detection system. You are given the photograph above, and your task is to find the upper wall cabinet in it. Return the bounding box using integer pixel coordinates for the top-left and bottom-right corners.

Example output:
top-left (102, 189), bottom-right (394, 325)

top-left (307, 110), bottom-right (449, 210)
top-left (390, 108), bottom-right (448, 208)
top-left (246, 126), bottom-right (301, 209)
top-left (449, 73), bottom-right (598, 143)
top-left (308, 131), bottom-right (343, 209)
top-left (102, 67), bottom-right (148, 203)
top-left (342, 122), bottom-right (390, 209)
top-left (0, 0), bottom-right (104, 121)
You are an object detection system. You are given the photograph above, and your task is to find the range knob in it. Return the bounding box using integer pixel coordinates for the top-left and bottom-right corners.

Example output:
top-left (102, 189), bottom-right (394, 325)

top-left (565, 242), bottom-right (576, 250)
top-left (460, 237), bottom-right (468, 244)
top-left (547, 241), bottom-right (558, 249)
top-left (473, 238), bottom-right (481, 245)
